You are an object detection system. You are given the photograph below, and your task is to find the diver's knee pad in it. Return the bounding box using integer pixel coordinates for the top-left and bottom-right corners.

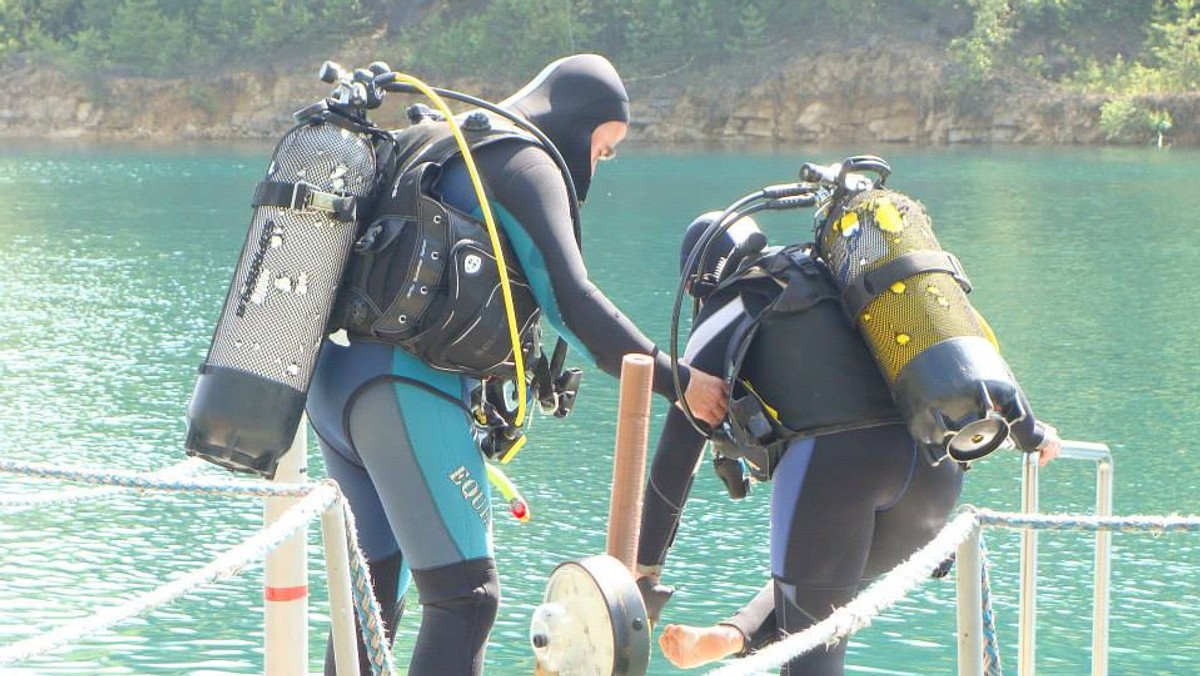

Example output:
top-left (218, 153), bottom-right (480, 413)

top-left (409, 559), bottom-right (500, 675)
top-left (413, 557), bottom-right (501, 616)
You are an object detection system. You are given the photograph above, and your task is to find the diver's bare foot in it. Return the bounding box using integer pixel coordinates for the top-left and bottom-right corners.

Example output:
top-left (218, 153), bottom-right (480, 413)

top-left (658, 623), bottom-right (744, 669)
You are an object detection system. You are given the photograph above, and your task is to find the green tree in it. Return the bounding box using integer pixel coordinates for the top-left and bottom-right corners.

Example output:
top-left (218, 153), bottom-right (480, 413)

top-left (1147, 0), bottom-right (1200, 90)
top-left (106, 0), bottom-right (191, 74)
top-left (948, 0), bottom-right (1014, 94)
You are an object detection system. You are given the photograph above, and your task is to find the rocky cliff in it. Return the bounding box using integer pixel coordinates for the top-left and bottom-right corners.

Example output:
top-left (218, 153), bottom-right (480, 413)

top-left (2, 41), bottom-right (1195, 147)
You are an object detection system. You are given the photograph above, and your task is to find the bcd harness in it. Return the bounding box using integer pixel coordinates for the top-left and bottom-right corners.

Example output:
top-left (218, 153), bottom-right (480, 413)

top-left (706, 244), bottom-right (902, 491)
top-left (330, 109), bottom-right (581, 460)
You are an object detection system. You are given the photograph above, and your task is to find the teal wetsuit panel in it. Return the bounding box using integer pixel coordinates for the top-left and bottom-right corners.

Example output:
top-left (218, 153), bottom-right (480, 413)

top-left (386, 349), bottom-right (492, 565)
top-left (308, 340), bottom-right (492, 570)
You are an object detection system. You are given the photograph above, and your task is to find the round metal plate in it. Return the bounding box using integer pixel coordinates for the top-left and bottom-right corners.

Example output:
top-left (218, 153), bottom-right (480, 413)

top-left (531, 554), bottom-right (650, 675)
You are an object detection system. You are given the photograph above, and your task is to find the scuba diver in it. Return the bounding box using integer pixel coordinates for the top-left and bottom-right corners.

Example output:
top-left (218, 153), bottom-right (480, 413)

top-left (636, 199), bottom-right (1061, 675)
top-left (304, 54), bottom-right (727, 675)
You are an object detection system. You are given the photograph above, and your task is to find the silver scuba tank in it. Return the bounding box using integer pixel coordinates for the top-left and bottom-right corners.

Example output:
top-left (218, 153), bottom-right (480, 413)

top-left (185, 120), bottom-right (377, 478)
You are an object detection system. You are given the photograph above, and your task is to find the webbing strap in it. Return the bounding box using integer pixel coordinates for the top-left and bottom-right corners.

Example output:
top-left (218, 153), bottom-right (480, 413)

top-left (841, 250), bottom-right (971, 318)
top-left (372, 196), bottom-right (451, 340)
top-left (252, 180), bottom-right (358, 221)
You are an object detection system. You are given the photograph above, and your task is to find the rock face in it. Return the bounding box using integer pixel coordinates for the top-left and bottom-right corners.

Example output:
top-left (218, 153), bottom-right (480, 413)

top-left (1, 44), bottom-right (1196, 146)
top-left (630, 43), bottom-right (1123, 146)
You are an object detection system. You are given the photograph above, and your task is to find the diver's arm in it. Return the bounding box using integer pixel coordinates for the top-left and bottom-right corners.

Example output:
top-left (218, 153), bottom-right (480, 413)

top-left (637, 291), bottom-right (742, 573)
top-left (485, 144), bottom-right (689, 400)
top-left (721, 581), bottom-right (777, 655)
top-left (636, 406), bottom-right (708, 574)
top-left (1008, 389), bottom-right (1061, 465)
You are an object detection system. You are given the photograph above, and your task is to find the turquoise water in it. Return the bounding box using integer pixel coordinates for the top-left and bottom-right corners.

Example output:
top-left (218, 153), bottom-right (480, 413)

top-left (1, 139), bottom-right (1198, 675)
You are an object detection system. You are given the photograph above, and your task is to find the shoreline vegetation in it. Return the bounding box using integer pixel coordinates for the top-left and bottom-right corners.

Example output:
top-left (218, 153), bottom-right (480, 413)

top-left (1, 0), bottom-right (1197, 146)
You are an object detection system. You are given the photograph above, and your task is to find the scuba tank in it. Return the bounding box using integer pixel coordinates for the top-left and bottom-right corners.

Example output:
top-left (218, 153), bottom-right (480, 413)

top-left (186, 64), bottom-right (390, 478)
top-left (812, 170), bottom-right (1029, 464)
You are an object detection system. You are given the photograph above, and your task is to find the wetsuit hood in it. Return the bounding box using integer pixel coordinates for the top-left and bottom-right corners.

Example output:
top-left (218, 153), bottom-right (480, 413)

top-left (500, 54), bottom-right (629, 202)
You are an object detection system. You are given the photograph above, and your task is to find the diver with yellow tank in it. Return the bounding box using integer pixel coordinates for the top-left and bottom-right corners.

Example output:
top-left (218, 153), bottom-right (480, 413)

top-left (636, 157), bottom-right (1061, 674)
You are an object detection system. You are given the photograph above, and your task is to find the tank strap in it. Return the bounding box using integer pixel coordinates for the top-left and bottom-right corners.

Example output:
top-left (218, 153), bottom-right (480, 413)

top-left (841, 249), bottom-right (971, 318)
top-left (252, 180), bottom-right (359, 221)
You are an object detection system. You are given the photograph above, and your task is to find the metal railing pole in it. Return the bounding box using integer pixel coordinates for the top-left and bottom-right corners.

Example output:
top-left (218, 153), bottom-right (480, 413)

top-left (322, 497), bottom-right (361, 676)
top-left (1057, 441), bottom-right (1114, 676)
top-left (264, 417), bottom-right (310, 675)
top-left (1018, 451), bottom-right (1038, 676)
top-left (1093, 455), bottom-right (1112, 676)
top-left (956, 521), bottom-right (985, 676)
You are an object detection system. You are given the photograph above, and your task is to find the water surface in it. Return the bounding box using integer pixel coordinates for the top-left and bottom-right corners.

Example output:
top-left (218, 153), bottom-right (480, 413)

top-left (1, 140), bottom-right (1198, 674)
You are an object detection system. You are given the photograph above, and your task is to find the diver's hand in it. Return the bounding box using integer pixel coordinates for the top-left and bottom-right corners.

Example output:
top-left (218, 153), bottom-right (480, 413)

top-left (682, 368), bottom-right (728, 426)
top-left (1036, 423), bottom-right (1061, 467)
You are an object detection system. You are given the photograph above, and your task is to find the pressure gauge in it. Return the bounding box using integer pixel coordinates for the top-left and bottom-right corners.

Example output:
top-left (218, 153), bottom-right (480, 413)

top-left (530, 554), bottom-right (650, 675)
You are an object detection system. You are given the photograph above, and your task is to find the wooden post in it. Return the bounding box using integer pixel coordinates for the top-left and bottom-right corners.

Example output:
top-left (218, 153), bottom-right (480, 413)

top-left (605, 354), bottom-right (655, 572)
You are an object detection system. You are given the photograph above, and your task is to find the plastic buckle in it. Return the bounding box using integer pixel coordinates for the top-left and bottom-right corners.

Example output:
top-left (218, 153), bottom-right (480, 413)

top-left (291, 181), bottom-right (339, 213)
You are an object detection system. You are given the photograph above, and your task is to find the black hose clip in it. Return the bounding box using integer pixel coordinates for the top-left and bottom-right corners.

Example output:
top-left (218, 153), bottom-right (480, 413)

top-left (533, 340), bottom-right (582, 419)
top-left (551, 368), bottom-right (582, 418)
top-left (712, 454), bottom-right (750, 500)
top-left (473, 380), bottom-right (524, 460)
top-left (478, 420), bottom-right (525, 460)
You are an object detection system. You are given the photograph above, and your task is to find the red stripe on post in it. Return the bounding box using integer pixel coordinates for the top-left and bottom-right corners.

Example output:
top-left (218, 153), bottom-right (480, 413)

top-left (264, 585), bottom-right (309, 602)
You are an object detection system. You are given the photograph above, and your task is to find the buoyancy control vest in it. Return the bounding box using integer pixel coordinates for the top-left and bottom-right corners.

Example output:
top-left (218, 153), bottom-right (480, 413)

top-left (712, 245), bottom-right (902, 480)
top-left (331, 111), bottom-right (542, 380)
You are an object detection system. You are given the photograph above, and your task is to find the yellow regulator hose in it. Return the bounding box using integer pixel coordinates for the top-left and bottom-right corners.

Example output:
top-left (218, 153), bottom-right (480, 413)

top-left (388, 73), bottom-right (530, 445)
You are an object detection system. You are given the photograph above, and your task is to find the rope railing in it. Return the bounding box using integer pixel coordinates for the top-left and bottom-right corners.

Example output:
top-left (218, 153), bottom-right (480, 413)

top-left (0, 457), bottom-right (315, 498)
top-left (703, 507), bottom-right (1200, 676)
top-left (339, 494), bottom-right (400, 675)
top-left (0, 457), bottom-right (211, 508)
top-left (977, 509), bottom-right (1200, 533)
top-left (7, 453), bottom-right (1198, 675)
top-left (0, 458), bottom-right (399, 675)
top-left (0, 481), bottom-right (339, 667)
top-left (705, 509), bottom-right (981, 676)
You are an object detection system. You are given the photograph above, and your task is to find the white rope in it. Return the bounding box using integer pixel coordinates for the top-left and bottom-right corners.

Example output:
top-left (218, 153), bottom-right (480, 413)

top-left (0, 457), bottom-right (210, 508)
top-left (339, 491), bottom-right (399, 675)
top-left (0, 481), bottom-right (339, 667)
top-left (704, 510), bottom-right (980, 676)
top-left (977, 509), bottom-right (1200, 533)
top-left (0, 457), bottom-right (314, 498)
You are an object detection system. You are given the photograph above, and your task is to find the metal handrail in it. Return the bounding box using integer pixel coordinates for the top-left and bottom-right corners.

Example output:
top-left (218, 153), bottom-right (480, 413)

top-left (1018, 440), bottom-right (1114, 676)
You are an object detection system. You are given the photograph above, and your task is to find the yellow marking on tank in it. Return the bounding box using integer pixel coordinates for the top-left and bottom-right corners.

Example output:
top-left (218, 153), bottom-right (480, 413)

top-left (890, 281), bottom-right (906, 294)
top-left (876, 199), bottom-right (905, 232)
top-left (835, 211), bottom-right (860, 237)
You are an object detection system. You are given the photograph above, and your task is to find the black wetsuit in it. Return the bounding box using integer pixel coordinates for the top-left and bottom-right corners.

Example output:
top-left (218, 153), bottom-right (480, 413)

top-left (637, 248), bottom-right (1048, 675)
top-left (307, 55), bottom-right (691, 675)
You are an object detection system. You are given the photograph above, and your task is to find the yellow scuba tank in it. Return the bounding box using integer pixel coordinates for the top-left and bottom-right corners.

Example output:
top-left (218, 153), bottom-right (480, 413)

top-left (186, 98), bottom-right (383, 478)
top-left (816, 189), bottom-right (1028, 463)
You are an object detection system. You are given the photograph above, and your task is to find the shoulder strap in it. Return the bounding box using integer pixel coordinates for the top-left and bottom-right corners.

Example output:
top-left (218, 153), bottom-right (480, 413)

top-left (840, 249), bottom-right (972, 318)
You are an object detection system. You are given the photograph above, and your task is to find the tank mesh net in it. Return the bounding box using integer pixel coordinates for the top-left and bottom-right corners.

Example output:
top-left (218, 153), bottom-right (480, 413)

top-left (203, 123), bottom-right (376, 390)
top-left (820, 190), bottom-right (989, 383)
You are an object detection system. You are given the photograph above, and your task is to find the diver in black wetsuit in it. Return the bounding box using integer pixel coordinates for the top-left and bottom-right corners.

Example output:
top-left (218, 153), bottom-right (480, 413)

top-left (637, 206), bottom-right (1061, 675)
top-left (306, 55), bottom-right (728, 675)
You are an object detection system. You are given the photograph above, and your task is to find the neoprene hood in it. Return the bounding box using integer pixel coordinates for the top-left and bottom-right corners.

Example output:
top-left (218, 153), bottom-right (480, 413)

top-left (501, 54), bottom-right (630, 202)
